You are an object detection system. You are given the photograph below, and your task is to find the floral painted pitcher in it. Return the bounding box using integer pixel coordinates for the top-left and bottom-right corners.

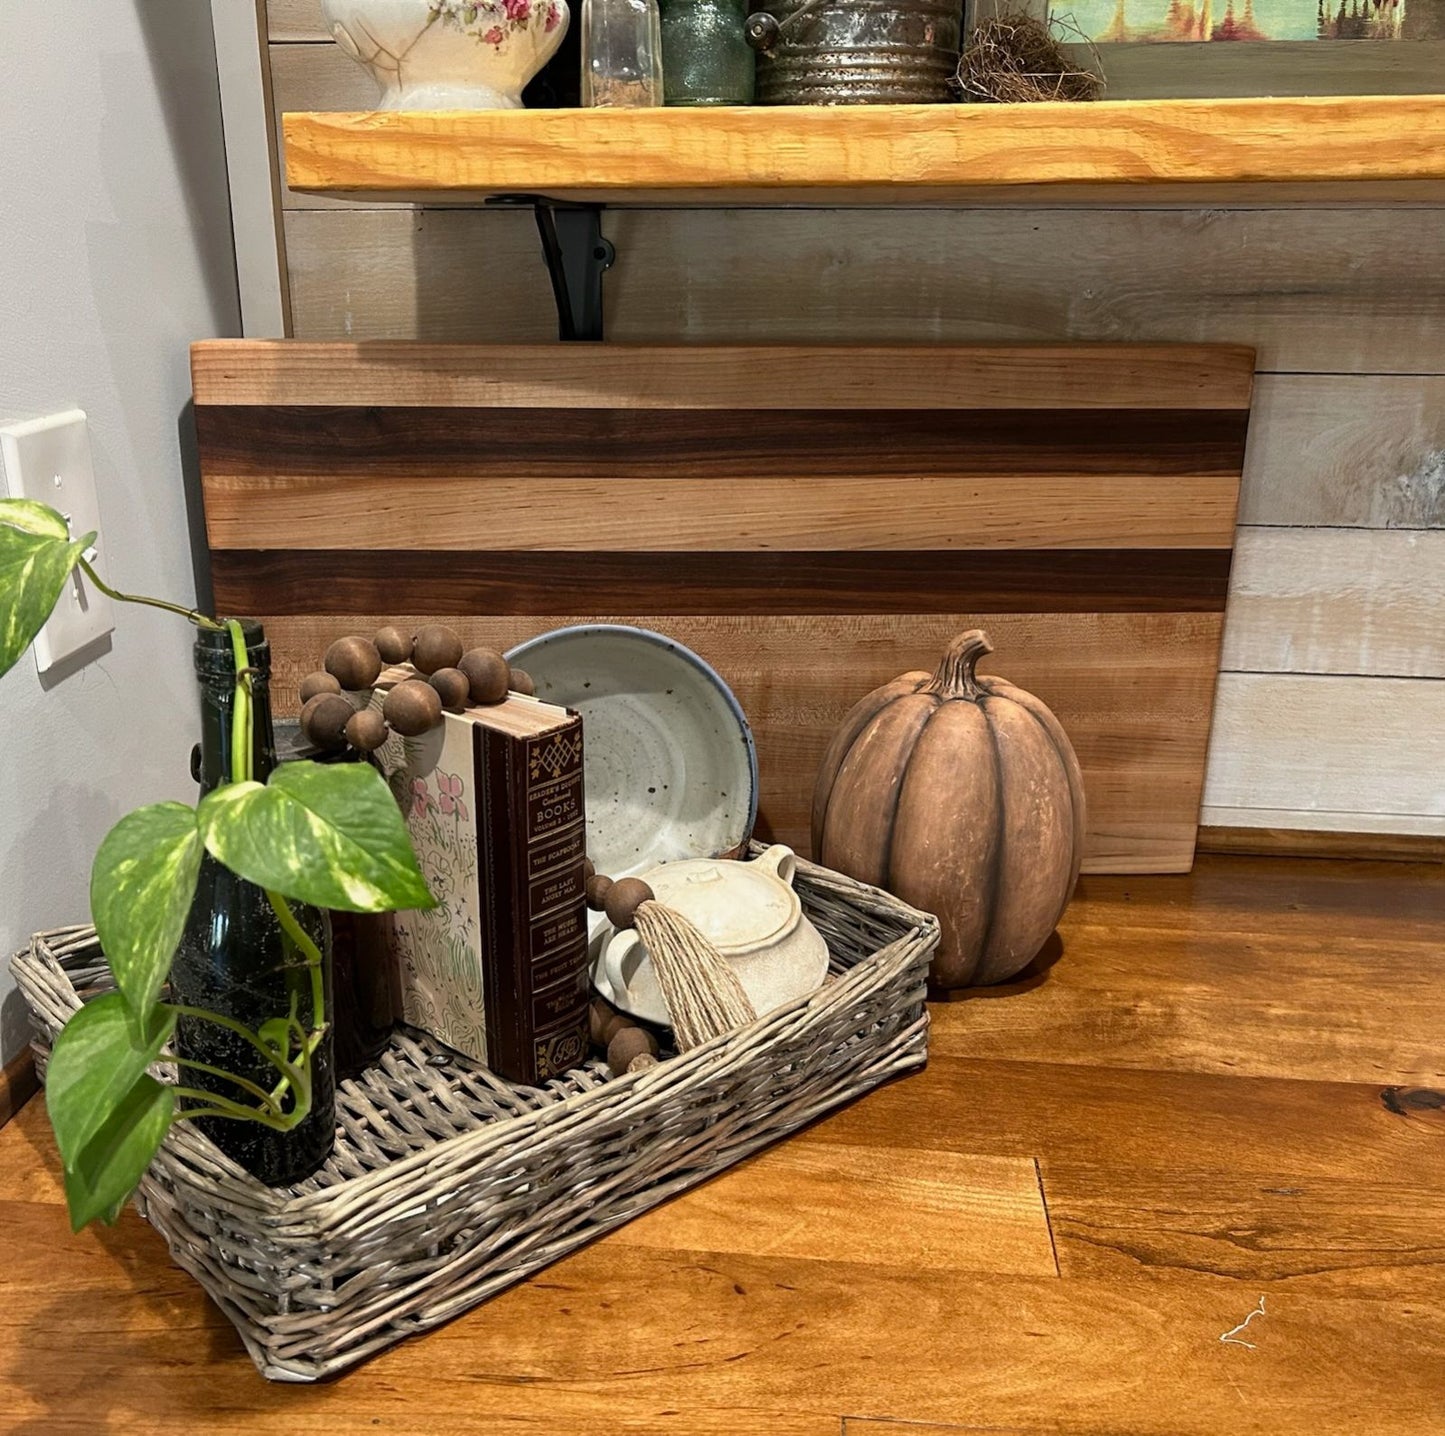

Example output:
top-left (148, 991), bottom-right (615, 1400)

top-left (323, 0), bottom-right (569, 109)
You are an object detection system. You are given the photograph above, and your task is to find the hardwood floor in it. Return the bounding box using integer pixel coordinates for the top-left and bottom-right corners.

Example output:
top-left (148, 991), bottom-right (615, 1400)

top-left (2, 854), bottom-right (1443, 1434)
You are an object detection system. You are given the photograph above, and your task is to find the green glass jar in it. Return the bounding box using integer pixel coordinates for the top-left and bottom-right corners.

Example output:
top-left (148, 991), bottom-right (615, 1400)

top-left (660, 0), bottom-right (755, 105)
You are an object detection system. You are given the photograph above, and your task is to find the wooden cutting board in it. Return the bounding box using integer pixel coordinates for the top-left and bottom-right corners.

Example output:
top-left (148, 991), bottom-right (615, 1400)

top-left (192, 342), bottom-right (1254, 873)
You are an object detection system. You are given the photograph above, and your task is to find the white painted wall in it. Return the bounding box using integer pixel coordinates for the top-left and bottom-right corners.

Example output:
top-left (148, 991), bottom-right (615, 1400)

top-left (0, 3), bottom-right (241, 1062)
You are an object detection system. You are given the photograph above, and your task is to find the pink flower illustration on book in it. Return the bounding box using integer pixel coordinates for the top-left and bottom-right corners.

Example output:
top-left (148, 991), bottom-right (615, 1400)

top-left (411, 778), bottom-right (434, 819)
top-left (437, 771), bottom-right (469, 821)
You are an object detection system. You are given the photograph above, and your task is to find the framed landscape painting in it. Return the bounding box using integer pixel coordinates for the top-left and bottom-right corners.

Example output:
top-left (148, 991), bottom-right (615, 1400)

top-left (1033, 0), bottom-right (1445, 92)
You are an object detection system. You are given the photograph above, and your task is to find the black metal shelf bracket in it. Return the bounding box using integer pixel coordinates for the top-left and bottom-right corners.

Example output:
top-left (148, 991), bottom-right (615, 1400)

top-left (488, 194), bottom-right (615, 342)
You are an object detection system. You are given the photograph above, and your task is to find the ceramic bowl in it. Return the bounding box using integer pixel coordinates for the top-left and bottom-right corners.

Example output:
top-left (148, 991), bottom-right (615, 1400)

top-left (505, 625), bottom-right (757, 879)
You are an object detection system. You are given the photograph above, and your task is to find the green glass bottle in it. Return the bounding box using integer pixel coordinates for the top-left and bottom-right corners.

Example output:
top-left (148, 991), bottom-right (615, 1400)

top-left (660, 0), bottom-right (754, 104)
top-left (170, 622), bottom-right (336, 1187)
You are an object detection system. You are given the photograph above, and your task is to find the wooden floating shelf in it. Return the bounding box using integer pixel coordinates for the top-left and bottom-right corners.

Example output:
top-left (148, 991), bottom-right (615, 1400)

top-left (282, 95), bottom-right (1445, 207)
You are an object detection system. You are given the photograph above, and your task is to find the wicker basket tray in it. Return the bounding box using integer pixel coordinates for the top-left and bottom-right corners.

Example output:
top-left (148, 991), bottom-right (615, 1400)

top-left (11, 850), bottom-right (936, 1381)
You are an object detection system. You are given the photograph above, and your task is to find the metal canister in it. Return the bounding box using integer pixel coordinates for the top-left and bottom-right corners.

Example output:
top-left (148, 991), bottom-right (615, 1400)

top-left (745, 0), bottom-right (961, 104)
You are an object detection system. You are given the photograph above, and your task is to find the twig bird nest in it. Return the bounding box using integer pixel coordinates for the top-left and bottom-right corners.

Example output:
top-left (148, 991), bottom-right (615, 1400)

top-left (954, 11), bottom-right (1104, 104)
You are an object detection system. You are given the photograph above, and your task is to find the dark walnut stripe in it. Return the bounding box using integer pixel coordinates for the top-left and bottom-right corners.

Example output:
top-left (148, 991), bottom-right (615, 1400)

top-left (211, 549), bottom-right (1231, 616)
top-left (195, 406), bottom-right (1251, 479)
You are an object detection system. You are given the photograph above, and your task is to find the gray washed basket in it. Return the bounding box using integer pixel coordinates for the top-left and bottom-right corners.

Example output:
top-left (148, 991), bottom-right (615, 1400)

top-left (10, 848), bottom-right (936, 1382)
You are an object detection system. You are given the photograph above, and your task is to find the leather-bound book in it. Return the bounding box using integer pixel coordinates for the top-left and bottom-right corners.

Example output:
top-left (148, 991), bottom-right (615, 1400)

top-left (374, 672), bottom-right (589, 1084)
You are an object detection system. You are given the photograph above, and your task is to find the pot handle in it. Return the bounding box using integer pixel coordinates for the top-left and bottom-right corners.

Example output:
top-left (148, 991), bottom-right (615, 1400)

top-left (745, 0), bottom-right (829, 51)
top-left (753, 843), bottom-right (798, 887)
top-left (595, 928), bottom-right (646, 1005)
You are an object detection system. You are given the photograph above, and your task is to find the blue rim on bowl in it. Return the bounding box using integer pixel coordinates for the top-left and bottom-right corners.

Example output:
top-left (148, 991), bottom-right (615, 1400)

top-left (505, 624), bottom-right (759, 874)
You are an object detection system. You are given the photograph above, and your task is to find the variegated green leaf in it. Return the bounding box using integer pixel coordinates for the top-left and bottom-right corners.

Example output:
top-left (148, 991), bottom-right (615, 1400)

top-left (198, 760), bottom-right (434, 914)
top-left (0, 515), bottom-right (90, 679)
top-left (47, 992), bottom-right (175, 1163)
top-left (90, 802), bottom-right (203, 1017)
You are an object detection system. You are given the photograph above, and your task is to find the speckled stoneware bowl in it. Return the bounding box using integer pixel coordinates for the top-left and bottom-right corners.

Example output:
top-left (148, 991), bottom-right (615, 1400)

top-left (505, 625), bottom-right (758, 880)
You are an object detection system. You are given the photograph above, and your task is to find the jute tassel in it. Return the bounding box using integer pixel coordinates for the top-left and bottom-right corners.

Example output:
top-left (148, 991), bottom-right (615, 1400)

top-left (632, 900), bottom-right (757, 1050)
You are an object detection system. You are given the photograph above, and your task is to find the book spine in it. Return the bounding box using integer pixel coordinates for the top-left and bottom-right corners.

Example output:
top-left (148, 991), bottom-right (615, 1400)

top-left (479, 716), bottom-right (589, 1083)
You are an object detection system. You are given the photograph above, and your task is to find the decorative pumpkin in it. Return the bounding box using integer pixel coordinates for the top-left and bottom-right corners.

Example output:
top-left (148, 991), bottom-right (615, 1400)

top-left (811, 629), bottom-right (1085, 988)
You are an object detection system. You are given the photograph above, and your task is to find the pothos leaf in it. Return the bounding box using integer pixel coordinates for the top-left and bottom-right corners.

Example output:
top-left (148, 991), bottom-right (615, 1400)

top-left (60, 1074), bottom-right (175, 1232)
top-left (46, 992), bottom-right (175, 1177)
top-left (0, 497), bottom-right (71, 540)
top-left (0, 515), bottom-right (92, 679)
top-left (90, 803), bottom-right (204, 1018)
top-left (197, 760), bottom-right (435, 914)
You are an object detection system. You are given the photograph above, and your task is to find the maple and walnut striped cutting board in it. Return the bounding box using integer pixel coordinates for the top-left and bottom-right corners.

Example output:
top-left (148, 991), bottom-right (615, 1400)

top-left (192, 342), bottom-right (1254, 872)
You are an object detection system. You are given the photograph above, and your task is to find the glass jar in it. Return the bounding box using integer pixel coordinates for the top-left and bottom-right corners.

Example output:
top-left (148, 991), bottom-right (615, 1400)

top-left (661, 0), bottom-right (754, 105)
top-left (582, 0), bottom-right (665, 105)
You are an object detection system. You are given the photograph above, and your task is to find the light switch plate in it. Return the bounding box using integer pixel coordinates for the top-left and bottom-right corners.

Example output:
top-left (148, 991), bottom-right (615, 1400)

top-left (0, 409), bottom-right (115, 673)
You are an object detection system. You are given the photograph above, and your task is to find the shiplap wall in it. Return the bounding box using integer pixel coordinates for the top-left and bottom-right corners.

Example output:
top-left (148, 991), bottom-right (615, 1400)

top-left (245, 2), bottom-right (1445, 843)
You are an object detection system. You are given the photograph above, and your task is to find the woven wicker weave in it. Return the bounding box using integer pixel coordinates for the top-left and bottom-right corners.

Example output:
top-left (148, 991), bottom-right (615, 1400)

top-left (11, 848), bottom-right (936, 1382)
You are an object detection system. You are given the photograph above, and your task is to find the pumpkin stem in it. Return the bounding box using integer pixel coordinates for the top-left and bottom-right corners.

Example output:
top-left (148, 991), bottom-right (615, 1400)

top-left (926, 629), bottom-right (993, 699)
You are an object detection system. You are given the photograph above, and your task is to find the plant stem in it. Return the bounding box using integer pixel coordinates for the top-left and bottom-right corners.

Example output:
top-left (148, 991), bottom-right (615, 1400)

top-left (267, 890), bottom-right (326, 1039)
top-left (226, 618), bottom-right (252, 786)
top-left (172, 1088), bottom-right (293, 1130)
top-left (167, 1003), bottom-right (306, 1092)
top-left (77, 556), bottom-right (221, 630)
top-left (173, 1057), bottom-right (284, 1115)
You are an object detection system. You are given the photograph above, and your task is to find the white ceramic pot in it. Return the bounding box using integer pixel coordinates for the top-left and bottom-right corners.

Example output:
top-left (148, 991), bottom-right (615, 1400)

top-left (322, 0), bottom-right (569, 110)
top-left (592, 846), bottom-right (831, 1028)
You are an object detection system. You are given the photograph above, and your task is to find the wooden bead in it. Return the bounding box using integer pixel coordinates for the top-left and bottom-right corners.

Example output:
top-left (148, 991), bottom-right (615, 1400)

top-left (300, 693), bottom-right (353, 749)
top-left (510, 668), bottom-right (536, 697)
top-left (412, 624), bottom-right (464, 676)
top-left (583, 856), bottom-right (596, 882)
top-left (324, 635), bottom-right (383, 691)
top-left (585, 874), bottom-right (614, 912)
top-left (298, 670), bottom-right (341, 703)
top-left (373, 625), bottom-right (413, 666)
top-left (429, 667), bottom-right (471, 712)
top-left (345, 708), bottom-right (389, 753)
top-left (383, 679), bottom-right (443, 737)
top-left (607, 1025), bottom-right (659, 1076)
top-left (459, 647), bottom-right (511, 705)
top-left (588, 999), bottom-right (616, 1048)
top-left (604, 877), bottom-right (654, 930)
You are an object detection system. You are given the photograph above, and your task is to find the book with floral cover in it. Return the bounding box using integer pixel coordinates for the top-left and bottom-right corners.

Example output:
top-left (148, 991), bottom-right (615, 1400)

top-left (373, 679), bottom-right (589, 1084)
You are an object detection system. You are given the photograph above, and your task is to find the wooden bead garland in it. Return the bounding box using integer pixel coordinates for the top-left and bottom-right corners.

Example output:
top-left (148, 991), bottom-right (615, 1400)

top-left (302, 625), bottom-right (532, 760)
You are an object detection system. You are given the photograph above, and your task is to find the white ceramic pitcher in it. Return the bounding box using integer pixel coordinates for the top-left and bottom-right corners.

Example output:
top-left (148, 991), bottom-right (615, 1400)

top-left (592, 845), bottom-right (830, 1027)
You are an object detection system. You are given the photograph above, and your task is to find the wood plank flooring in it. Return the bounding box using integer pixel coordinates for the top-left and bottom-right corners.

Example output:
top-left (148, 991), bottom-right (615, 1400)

top-left (2, 854), bottom-right (1443, 1433)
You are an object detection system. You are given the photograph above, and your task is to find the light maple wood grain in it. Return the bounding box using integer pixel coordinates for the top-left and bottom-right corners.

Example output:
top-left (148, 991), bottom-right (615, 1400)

top-left (280, 206), bottom-right (1445, 373)
top-left (190, 340), bottom-right (1256, 410)
top-left (279, 98), bottom-right (1445, 204)
top-left (607, 1143), bottom-right (1057, 1277)
top-left (202, 471), bottom-right (1241, 552)
top-left (1240, 373), bottom-right (1445, 527)
top-left (257, 611), bottom-right (1227, 872)
top-left (1222, 527), bottom-right (1445, 677)
top-left (1045, 1163), bottom-right (1445, 1295)
top-left (1203, 673), bottom-right (1445, 824)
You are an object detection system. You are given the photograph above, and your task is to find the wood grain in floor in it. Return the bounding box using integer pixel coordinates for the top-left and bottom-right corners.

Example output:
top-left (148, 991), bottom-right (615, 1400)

top-left (2, 854), bottom-right (1443, 1434)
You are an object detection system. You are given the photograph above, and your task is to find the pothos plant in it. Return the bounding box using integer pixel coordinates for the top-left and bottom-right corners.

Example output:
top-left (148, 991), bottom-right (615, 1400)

top-left (0, 498), bottom-right (434, 1230)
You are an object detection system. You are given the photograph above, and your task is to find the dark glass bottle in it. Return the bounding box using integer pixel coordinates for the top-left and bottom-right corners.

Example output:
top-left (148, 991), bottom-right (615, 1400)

top-left (171, 622), bottom-right (337, 1187)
